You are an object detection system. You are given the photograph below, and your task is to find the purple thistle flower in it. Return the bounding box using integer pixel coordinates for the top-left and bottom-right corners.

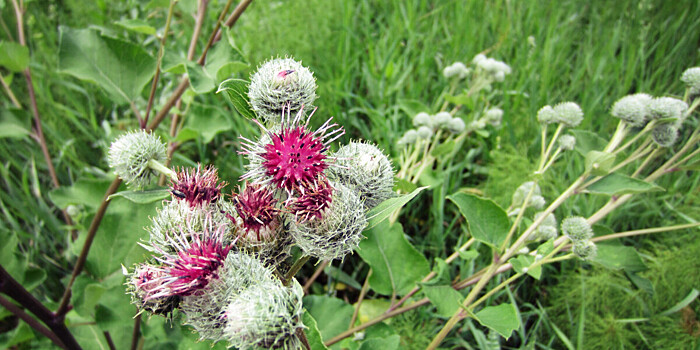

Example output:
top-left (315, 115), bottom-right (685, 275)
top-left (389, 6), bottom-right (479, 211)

top-left (230, 183), bottom-right (281, 242)
top-left (146, 222), bottom-right (232, 299)
top-left (240, 107), bottom-right (344, 193)
top-left (171, 164), bottom-right (227, 207)
top-left (287, 179), bottom-right (334, 222)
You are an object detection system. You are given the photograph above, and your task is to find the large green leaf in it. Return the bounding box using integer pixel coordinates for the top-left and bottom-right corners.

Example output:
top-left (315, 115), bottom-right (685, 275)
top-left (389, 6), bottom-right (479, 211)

top-left (357, 221), bottom-right (430, 296)
top-left (0, 108), bottom-right (31, 139)
top-left (0, 41), bottom-right (29, 72)
top-left (357, 335), bottom-right (400, 350)
top-left (509, 254), bottom-right (542, 280)
top-left (217, 78), bottom-right (256, 120)
top-left (49, 178), bottom-right (113, 210)
top-left (473, 303), bottom-right (520, 339)
top-left (58, 26), bottom-right (156, 104)
top-left (587, 173), bottom-right (663, 196)
top-left (422, 285), bottom-right (464, 317)
top-left (182, 103), bottom-right (234, 143)
top-left (569, 129), bottom-right (607, 156)
top-left (303, 295), bottom-right (354, 347)
top-left (447, 192), bottom-right (510, 249)
top-left (592, 241), bottom-right (647, 272)
top-left (365, 186), bottom-right (427, 230)
top-left (114, 19), bottom-right (156, 35)
top-left (302, 310), bottom-right (330, 350)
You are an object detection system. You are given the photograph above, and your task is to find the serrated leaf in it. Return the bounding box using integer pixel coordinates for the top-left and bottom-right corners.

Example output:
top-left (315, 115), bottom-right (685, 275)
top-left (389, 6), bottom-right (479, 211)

top-left (0, 41), bottom-right (29, 72)
top-left (0, 108), bottom-right (31, 139)
top-left (447, 192), bottom-right (510, 249)
top-left (587, 173), bottom-right (663, 196)
top-left (217, 78), bottom-right (256, 120)
top-left (115, 19), bottom-right (156, 35)
top-left (509, 255), bottom-right (541, 280)
top-left (473, 303), bottom-right (520, 339)
top-left (58, 26), bottom-right (156, 104)
top-left (365, 186), bottom-right (427, 230)
top-left (108, 188), bottom-right (170, 204)
top-left (423, 285), bottom-right (463, 317)
top-left (357, 221), bottom-right (430, 296)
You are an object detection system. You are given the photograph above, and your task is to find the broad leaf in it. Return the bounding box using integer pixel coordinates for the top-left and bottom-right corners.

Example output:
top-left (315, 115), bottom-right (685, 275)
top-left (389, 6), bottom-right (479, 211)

top-left (569, 129), bottom-right (607, 156)
top-left (217, 78), bottom-right (256, 120)
top-left (422, 285), bottom-right (463, 317)
top-left (509, 255), bottom-right (542, 280)
top-left (357, 335), bottom-right (400, 350)
top-left (49, 178), bottom-right (113, 210)
top-left (58, 26), bottom-right (156, 104)
top-left (0, 108), bottom-right (31, 139)
top-left (592, 241), bottom-right (646, 272)
top-left (365, 186), bottom-right (427, 230)
top-left (473, 303), bottom-right (520, 339)
top-left (587, 173), bottom-right (663, 196)
top-left (584, 150), bottom-right (615, 176)
top-left (114, 19), bottom-right (156, 35)
top-left (186, 37), bottom-right (249, 94)
top-left (183, 103), bottom-right (234, 143)
top-left (0, 41), bottom-right (29, 72)
top-left (447, 192), bottom-right (510, 249)
top-left (303, 295), bottom-right (354, 347)
top-left (357, 221), bottom-right (430, 296)
top-left (108, 188), bottom-right (170, 204)
top-left (302, 311), bottom-right (329, 350)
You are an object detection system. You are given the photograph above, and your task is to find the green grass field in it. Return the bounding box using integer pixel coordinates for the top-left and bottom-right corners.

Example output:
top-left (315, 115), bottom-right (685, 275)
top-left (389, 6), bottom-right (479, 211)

top-left (1, 0), bottom-right (699, 349)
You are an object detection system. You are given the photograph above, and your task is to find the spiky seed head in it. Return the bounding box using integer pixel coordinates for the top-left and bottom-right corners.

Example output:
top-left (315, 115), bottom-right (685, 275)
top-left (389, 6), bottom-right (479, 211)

top-left (649, 97), bottom-right (688, 120)
top-left (553, 102), bottom-right (584, 127)
top-left (398, 129), bottom-right (418, 145)
top-left (125, 263), bottom-right (180, 317)
top-left (610, 94), bottom-right (652, 127)
top-left (223, 279), bottom-right (304, 349)
top-left (561, 216), bottom-right (593, 242)
top-left (511, 181), bottom-right (543, 208)
top-left (442, 62), bottom-right (470, 79)
top-left (681, 67), bottom-right (700, 95)
top-left (179, 252), bottom-right (279, 342)
top-left (240, 107), bottom-right (344, 193)
top-left (148, 199), bottom-right (231, 254)
top-left (558, 135), bottom-right (576, 151)
top-left (652, 123), bottom-right (679, 148)
top-left (328, 141), bottom-right (395, 210)
top-left (108, 130), bottom-right (167, 189)
top-left (290, 182), bottom-right (367, 260)
top-left (248, 58), bottom-right (317, 124)
top-left (412, 112), bottom-right (431, 127)
top-left (572, 240), bottom-right (597, 260)
top-left (416, 125), bottom-right (433, 139)
top-left (447, 117), bottom-right (466, 133)
top-left (230, 183), bottom-right (282, 243)
top-left (433, 112), bottom-right (452, 127)
top-left (287, 179), bottom-right (333, 222)
top-left (484, 108), bottom-right (504, 127)
top-left (171, 165), bottom-right (227, 207)
top-left (537, 105), bottom-right (557, 125)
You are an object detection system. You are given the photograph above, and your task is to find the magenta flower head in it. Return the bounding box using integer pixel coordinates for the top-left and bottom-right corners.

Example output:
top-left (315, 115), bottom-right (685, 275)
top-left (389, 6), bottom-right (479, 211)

top-left (125, 263), bottom-right (180, 317)
top-left (146, 220), bottom-right (232, 299)
top-left (171, 164), bottom-right (227, 207)
top-left (287, 179), bottom-right (334, 222)
top-left (240, 107), bottom-right (344, 194)
top-left (230, 183), bottom-right (281, 243)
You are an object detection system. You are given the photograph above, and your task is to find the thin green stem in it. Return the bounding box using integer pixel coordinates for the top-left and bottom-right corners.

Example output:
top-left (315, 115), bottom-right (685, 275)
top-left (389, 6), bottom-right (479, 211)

top-left (283, 255), bottom-right (310, 286)
top-left (0, 72), bottom-right (21, 108)
top-left (349, 269), bottom-right (372, 329)
top-left (147, 159), bottom-right (176, 181)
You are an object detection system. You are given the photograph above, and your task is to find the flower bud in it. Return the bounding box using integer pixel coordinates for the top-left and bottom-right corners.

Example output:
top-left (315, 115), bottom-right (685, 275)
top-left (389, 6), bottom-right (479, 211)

top-left (416, 125), bottom-right (433, 139)
top-left (652, 122), bottom-right (679, 148)
top-left (447, 117), bottom-right (466, 133)
top-left (649, 97), bottom-right (688, 120)
top-left (537, 105), bottom-right (556, 125)
top-left (532, 211), bottom-right (558, 241)
top-left (442, 62), bottom-right (469, 79)
top-left (108, 130), bottom-right (167, 189)
top-left (472, 54), bottom-right (487, 65)
top-left (484, 108), bottom-right (504, 127)
top-left (248, 58), bottom-right (317, 124)
top-left (433, 112), bottom-right (452, 127)
top-left (511, 181), bottom-right (543, 208)
top-left (412, 112), bottom-right (431, 127)
top-left (610, 94), bottom-right (652, 127)
top-left (329, 141), bottom-right (395, 210)
top-left (290, 182), bottom-right (367, 260)
top-left (553, 102), bottom-right (584, 127)
top-left (398, 129), bottom-right (418, 145)
top-left (558, 135), bottom-right (576, 151)
top-left (561, 216), bottom-right (593, 242)
top-left (681, 67), bottom-right (700, 95)
top-left (572, 240), bottom-right (597, 260)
